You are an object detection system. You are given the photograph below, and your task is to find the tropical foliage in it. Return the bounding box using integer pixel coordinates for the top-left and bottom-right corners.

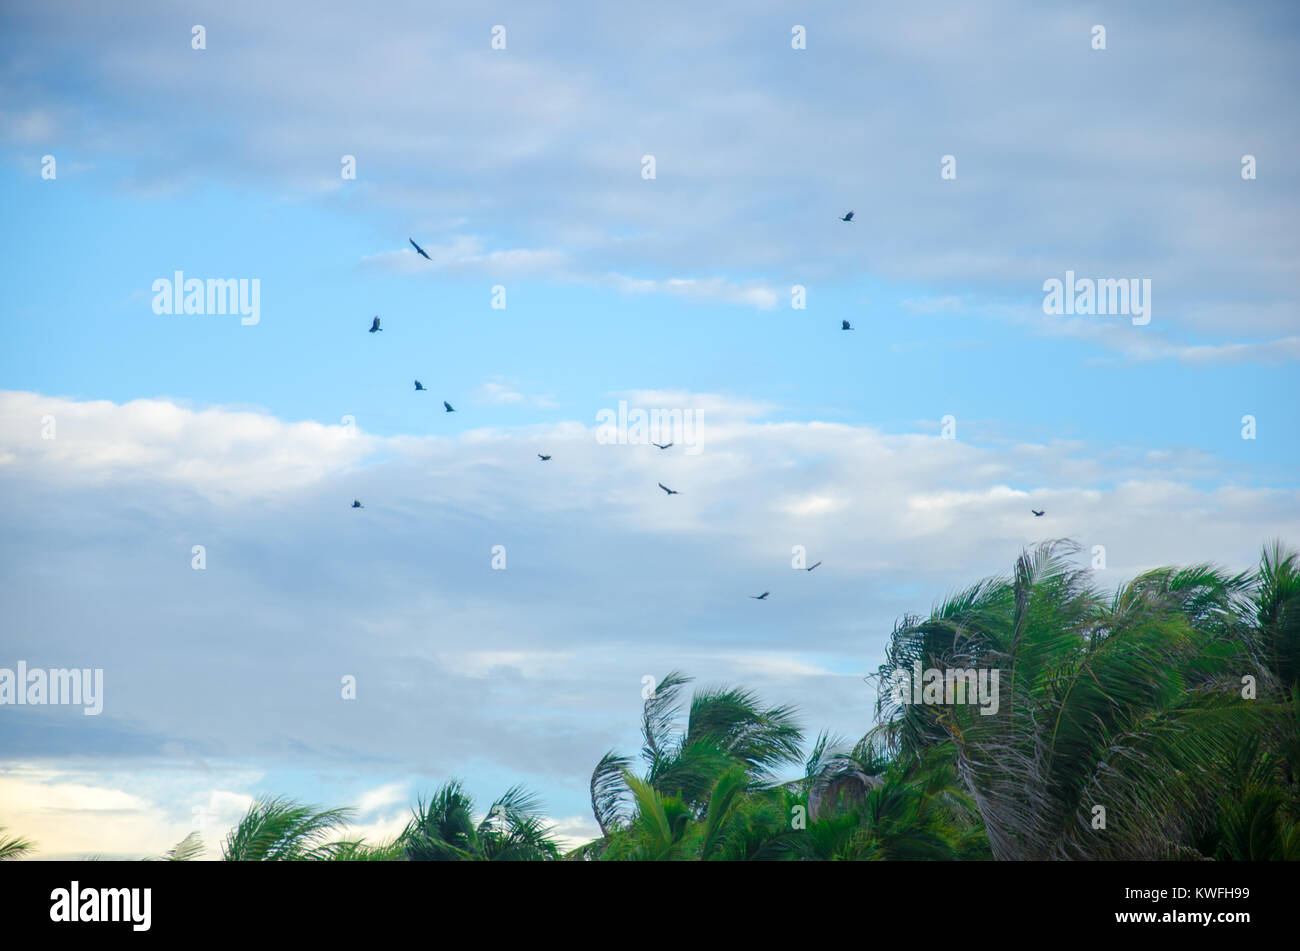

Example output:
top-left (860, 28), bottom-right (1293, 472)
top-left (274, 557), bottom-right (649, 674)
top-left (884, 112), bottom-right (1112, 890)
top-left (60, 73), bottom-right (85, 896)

top-left (7, 540), bottom-right (1298, 861)
top-left (0, 825), bottom-right (35, 861)
top-left (868, 540), bottom-right (1299, 860)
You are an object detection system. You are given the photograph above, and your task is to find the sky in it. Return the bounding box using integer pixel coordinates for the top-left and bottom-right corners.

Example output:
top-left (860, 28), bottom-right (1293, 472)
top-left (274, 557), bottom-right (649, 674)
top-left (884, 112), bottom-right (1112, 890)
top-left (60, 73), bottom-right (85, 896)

top-left (1, 0), bottom-right (1298, 858)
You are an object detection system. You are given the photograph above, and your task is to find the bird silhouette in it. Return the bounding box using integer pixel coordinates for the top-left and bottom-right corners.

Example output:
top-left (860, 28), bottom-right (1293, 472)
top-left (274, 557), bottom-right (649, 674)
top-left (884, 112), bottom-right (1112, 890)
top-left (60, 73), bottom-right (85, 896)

top-left (414, 380), bottom-right (426, 391)
top-left (368, 316), bottom-right (382, 333)
top-left (409, 238), bottom-right (432, 261)
top-left (1032, 509), bottom-right (1045, 517)
top-left (652, 442), bottom-right (673, 450)
top-left (841, 320), bottom-right (852, 330)
top-left (839, 211), bottom-right (854, 222)
top-left (443, 401), bottom-right (455, 413)
top-left (658, 482), bottom-right (679, 495)
top-left (806, 561), bottom-right (822, 572)
top-left (351, 500), bottom-right (363, 509)
top-left (751, 592), bottom-right (770, 600)
top-left (538, 454), bottom-right (551, 461)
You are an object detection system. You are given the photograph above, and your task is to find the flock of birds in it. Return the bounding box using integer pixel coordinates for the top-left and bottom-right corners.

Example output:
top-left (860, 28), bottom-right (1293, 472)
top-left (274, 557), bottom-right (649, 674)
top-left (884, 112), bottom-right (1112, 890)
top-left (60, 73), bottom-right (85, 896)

top-left (349, 225), bottom-right (1048, 598)
top-left (349, 242), bottom-right (562, 512)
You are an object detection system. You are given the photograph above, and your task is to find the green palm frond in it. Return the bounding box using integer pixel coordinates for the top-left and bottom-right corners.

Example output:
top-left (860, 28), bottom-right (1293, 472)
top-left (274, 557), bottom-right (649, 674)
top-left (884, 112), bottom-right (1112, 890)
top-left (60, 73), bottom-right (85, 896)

top-left (221, 796), bottom-right (355, 861)
top-left (876, 541), bottom-right (1279, 860)
top-left (400, 780), bottom-right (559, 861)
top-left (641, 669), bottom-right (692, 776)
top-left (323, 838), bottom-right (407, 861)
top-left (402, 781), bottom-right (479, 860)
top-left (0, 826), bottom-right (35, 861)
top-left (614, 771), bottom-right (693, 860)
top-left (479, 784), bottom-right (544, 833)
top-left (1254, 541), bottom-right (1300, 689)
top-left (683, 684), bottom-right (804, 777)
top-left (590, 750), bottom-right (633, 837)
top-left (150, 831), bottom-right (204, 861)
top-left (697, 766), bottom-right (751, 860)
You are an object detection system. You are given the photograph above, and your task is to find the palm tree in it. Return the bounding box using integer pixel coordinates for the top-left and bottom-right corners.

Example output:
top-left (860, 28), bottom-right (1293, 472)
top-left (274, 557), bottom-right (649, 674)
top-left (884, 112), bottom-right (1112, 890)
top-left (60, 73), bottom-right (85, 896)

top-left (586, 671), bottom-right (984, 860)
top-left (870, 540), bottom-right (1272, 860)
top-left (788, 733), bottom-right (990, 860)
top-left (595, 670), bottom-right (803, 814)
top-left (585, 670), bottom-right (805, 857)
top-left (1250, 540), bottom-right (1300, 691)
top-left (400, 780), bottom-right (559, 861)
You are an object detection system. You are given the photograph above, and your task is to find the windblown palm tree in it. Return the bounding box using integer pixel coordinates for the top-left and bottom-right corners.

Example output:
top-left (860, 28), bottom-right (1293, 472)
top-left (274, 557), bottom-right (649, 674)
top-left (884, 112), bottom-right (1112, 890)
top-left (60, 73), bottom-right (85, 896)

top-left (585, 672), bottom-right (983, 860)
top-left (868, 539), bottom-right (1286, 860)
top-left (1250, 540), bottom-right (1300, 691)
top-left (401, 780), bottom-right (559, 861)
top-left (584, 670), bottom-right (804, 858)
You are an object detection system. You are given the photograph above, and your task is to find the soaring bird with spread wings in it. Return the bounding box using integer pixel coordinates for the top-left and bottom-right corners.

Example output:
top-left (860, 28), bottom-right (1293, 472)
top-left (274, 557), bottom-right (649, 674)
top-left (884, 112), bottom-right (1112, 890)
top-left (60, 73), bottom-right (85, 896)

top-left (658, 483), bottom-right (679, 496)
top-left (409, 238), bottom-right (432, 261)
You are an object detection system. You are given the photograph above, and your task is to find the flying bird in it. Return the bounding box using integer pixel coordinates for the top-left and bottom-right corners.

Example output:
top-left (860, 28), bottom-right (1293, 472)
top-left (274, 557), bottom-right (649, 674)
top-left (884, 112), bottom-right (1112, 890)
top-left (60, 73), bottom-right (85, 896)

top-left (443, 401), bottom-right (455, 413)
top-left (538, 454), bottom-right (551, 461)
top-left (841, 320), bottom-right (852, 330)
top-left (658, 483), bottom-right (679, 496)
top-left (839, 211), bottom-right (854, 222)
top-left (652, 442), bottom-right (673, 450)
top-left (751, 592), bottom-right (770, 600)
top-left (351, 500), bottom-right (363, 509)
top-left (806, 562), bottom-right (822, 572)
top-left (368, 316), bottom-right (382, 333)
top-left (1032, 509), bottom-right (1045, 517)
top-left (409, 238), bottom-right (432, 261)
top-left (414, 380), bottom-right (426, 391)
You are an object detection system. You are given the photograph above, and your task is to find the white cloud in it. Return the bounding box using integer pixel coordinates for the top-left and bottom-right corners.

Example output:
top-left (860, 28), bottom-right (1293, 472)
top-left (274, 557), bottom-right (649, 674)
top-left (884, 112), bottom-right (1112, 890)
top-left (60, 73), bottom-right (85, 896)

top-left (1108, 334), bottom-right (1300, 366)
top-left (354, 782), bottom-right (408, 817)
top-left (547, 815), bottom-right (601, 852)
top-left (1, 108), bottom-right (56, 143)
top-left (361, 236), bottom-right (570, 277)
top-left (0, 762), bottom-right (262, 860)
top-left (0, 391), bottom-right (374, 501)
top-left (601, 273), bottom-right (781, 310)
top-left (0, 760), bottom-right (602, 859)
top-left (900, 296), bottom-right (966, 315)
top-left (4, 391), bottom-right (1289, 575)
top-left (475, 380), bottom-right (557, 408)
top-left (479, 383), bottom-right (525, 405)
top-left (439, 650), bottom-right (577, 678)
top-left (707, 654), bottom-right (840, 679)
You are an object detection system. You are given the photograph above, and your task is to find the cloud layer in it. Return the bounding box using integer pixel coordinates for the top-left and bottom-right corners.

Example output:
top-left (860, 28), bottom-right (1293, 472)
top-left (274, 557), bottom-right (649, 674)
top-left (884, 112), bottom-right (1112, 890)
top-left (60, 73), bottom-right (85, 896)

top-left (3, 0), bottom-right (1296, 355)
top-left (2, 389), bottom-right (1295, 855)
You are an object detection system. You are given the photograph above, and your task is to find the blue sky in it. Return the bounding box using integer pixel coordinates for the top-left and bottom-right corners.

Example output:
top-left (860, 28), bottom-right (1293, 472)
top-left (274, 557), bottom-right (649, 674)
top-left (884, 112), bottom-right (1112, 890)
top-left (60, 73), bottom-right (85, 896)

top-left (1, 0), bottom-right (1298, 857)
